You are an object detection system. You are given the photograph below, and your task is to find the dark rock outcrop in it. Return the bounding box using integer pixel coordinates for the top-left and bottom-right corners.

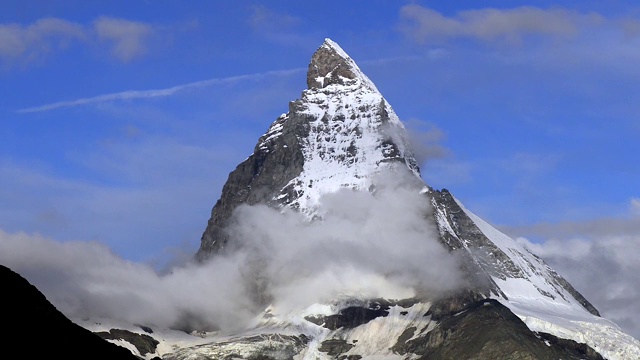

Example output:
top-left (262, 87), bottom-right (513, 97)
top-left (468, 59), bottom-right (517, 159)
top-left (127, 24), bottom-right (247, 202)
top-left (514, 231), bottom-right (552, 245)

top-left (307, 40), bottom-right (360, 89)
top-left (196, 110), bottom-right (307, 259)
top-left (0, 264), bottom-right (139, 360)
top-left (319, 339), bottom-right (355, 357)
top-left (400, 299), bottom-right (603, 360)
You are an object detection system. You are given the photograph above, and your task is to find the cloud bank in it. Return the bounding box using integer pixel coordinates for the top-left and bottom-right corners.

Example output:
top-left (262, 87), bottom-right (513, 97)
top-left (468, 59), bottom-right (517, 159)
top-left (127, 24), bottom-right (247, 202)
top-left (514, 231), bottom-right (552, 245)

top-left (225, 172), bottom-right (463, 311)
top-left (0, 16), bottom-right (154, 66)
top-left (0, 171), bottom-right (462, 332)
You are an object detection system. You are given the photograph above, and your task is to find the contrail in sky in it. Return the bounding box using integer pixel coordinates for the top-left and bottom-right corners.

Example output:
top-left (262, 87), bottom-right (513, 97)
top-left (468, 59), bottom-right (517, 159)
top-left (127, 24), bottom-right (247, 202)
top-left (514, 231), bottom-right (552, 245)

top-left (16, 68), bottom-right (305, 113)
top-left (16, 53), bottom-right (434, 114)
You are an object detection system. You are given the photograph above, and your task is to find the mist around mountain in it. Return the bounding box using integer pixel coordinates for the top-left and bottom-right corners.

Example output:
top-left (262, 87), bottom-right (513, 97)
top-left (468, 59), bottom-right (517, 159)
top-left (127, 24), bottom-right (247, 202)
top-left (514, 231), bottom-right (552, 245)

top-left (0, 170), bottom-right (463, 333)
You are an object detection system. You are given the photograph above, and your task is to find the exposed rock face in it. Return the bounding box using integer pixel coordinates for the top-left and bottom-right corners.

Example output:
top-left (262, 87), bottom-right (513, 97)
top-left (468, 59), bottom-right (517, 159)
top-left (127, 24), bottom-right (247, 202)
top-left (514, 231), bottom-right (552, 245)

top-left (0, 264), bottom-right (140, 360)
top-left (400, 299), bottom-right (604, 360)
top-left (196, 39), bottom-right (418, 260)
top-left (307, 41), bottom-right (360, 89)
top-left (196, 112), bottom-right (306, 258)
top-left (429, 188), bottom-right (601, 317)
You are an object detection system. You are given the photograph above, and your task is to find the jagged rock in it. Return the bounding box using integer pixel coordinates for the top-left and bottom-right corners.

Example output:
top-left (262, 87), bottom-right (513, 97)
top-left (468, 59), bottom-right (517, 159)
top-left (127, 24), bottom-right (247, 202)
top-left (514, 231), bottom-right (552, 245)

top-left (307, 40), bottom-right (359, 89)
top-left (319, 339), bottom-right (355, 357)
top-left (402, 299), bottom-right (603, 360)
top-left (428, 188), bottom-right (600, 316)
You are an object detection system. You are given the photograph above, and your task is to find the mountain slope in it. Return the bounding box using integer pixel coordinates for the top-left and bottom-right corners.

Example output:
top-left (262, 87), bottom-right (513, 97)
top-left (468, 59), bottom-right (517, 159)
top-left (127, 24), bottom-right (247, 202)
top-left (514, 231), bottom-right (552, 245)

top-left (431, 190), bottom-right (640, 360)
top-left (172, 39), bottom-right (639, 359)
top-left (0, 264), bottom-right (141, 360)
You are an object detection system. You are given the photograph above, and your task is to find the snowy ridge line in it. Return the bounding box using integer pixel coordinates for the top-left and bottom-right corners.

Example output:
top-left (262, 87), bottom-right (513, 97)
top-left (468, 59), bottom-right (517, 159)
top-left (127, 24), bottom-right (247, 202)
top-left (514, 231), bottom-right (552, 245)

top-left (454, 197), bottom-right (640, 360)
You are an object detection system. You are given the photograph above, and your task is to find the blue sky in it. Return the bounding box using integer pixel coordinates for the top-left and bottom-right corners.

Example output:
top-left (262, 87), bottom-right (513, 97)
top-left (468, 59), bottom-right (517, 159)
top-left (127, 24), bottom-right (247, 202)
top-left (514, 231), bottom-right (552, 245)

top-left (2, 0), bottom-right (640, 337)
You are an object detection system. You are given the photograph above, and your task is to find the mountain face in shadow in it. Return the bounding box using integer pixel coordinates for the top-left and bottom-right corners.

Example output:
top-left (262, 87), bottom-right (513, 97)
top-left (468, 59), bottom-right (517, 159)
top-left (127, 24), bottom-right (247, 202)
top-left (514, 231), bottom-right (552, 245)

top-left (0, 264), bottom-right (141, 360)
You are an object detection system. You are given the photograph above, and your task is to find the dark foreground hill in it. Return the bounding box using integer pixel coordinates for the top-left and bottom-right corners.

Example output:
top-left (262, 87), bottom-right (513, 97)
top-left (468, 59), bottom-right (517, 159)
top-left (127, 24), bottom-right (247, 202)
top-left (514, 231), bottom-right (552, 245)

top-left (0, 264), bottom-right (141, 360)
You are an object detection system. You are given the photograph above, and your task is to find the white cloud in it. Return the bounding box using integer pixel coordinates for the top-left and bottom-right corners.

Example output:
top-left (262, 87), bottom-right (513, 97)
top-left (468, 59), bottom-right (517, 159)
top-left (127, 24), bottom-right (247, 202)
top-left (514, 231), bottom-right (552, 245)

top-left (224, 170), bottom-right (464, 312)
top-left (0, 132), bottom-right (241, 265)
top-left (0, 16), bottom-right (159, 66)
top-left (0, 169), bottom-right (463, 331)
top-left (248, 5), bottom-right (300, 33)
top-left (93, 17), bottom-right (153, 62)
top-left (0, 17), bottom-right (85, 62)
top-left (399, 5), bottom-right (604, 45)
top-left (0, 229), bottom-right (254, 331)
top-left (247, 5), bottom-right (313, 48)
top-left (403, 118), bottom-right (449, 166)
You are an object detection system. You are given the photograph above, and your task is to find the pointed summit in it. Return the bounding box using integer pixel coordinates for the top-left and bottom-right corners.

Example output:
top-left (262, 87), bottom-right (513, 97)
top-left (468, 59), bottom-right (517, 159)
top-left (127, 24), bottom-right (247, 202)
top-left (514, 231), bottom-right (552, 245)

top-left (197, 39), bottom-right (419, 258)
top-left (306, 38), bottom-right (378, 91)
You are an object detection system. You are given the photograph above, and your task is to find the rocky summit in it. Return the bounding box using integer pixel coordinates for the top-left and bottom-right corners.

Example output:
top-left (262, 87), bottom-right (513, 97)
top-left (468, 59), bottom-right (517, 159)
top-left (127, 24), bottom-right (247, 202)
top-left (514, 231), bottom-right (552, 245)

top-left (90, 39), bottom-right (640, 359)
top-left (197, 39), bottom-right (419, 259)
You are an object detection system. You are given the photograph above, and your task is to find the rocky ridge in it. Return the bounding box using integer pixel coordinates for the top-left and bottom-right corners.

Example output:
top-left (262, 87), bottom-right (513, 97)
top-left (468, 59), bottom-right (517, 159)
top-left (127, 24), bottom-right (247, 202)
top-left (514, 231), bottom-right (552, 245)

top-left (197, 39), bottom-right (418, 259)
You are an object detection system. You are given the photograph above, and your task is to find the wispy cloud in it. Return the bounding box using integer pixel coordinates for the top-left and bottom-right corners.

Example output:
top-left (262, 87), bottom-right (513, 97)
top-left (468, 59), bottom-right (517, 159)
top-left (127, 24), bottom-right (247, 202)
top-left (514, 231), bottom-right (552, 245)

top-left (94, 17), bottom-right (153, 62)
top-left (0, 16), bottom-right (157, 66)
top-left (0, 17), bottom-right (85, 62)
top-left (17, 68), bottom-right (304, 113)
top-left (248, 5), bottom-right (300, 33)
top-left (247, 5), bottom-right (313, 48)
top-left (503, 207), bottom-right (640, 240)
top-left (399, 5), bottom-right (606, 45)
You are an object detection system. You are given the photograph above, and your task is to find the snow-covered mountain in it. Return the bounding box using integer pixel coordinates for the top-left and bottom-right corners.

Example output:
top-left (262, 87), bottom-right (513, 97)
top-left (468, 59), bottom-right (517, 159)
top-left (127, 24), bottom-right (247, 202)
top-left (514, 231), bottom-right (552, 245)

top-left (86, 39), bottom-right (640, 359)
top-left (197, 38), bottom-right (420, 259)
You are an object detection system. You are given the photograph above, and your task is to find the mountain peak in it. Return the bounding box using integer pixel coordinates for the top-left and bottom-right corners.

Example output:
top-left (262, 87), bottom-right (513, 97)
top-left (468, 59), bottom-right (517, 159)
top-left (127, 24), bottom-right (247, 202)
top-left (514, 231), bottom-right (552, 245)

top-left (306, 38), bottom-right (378, 91)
